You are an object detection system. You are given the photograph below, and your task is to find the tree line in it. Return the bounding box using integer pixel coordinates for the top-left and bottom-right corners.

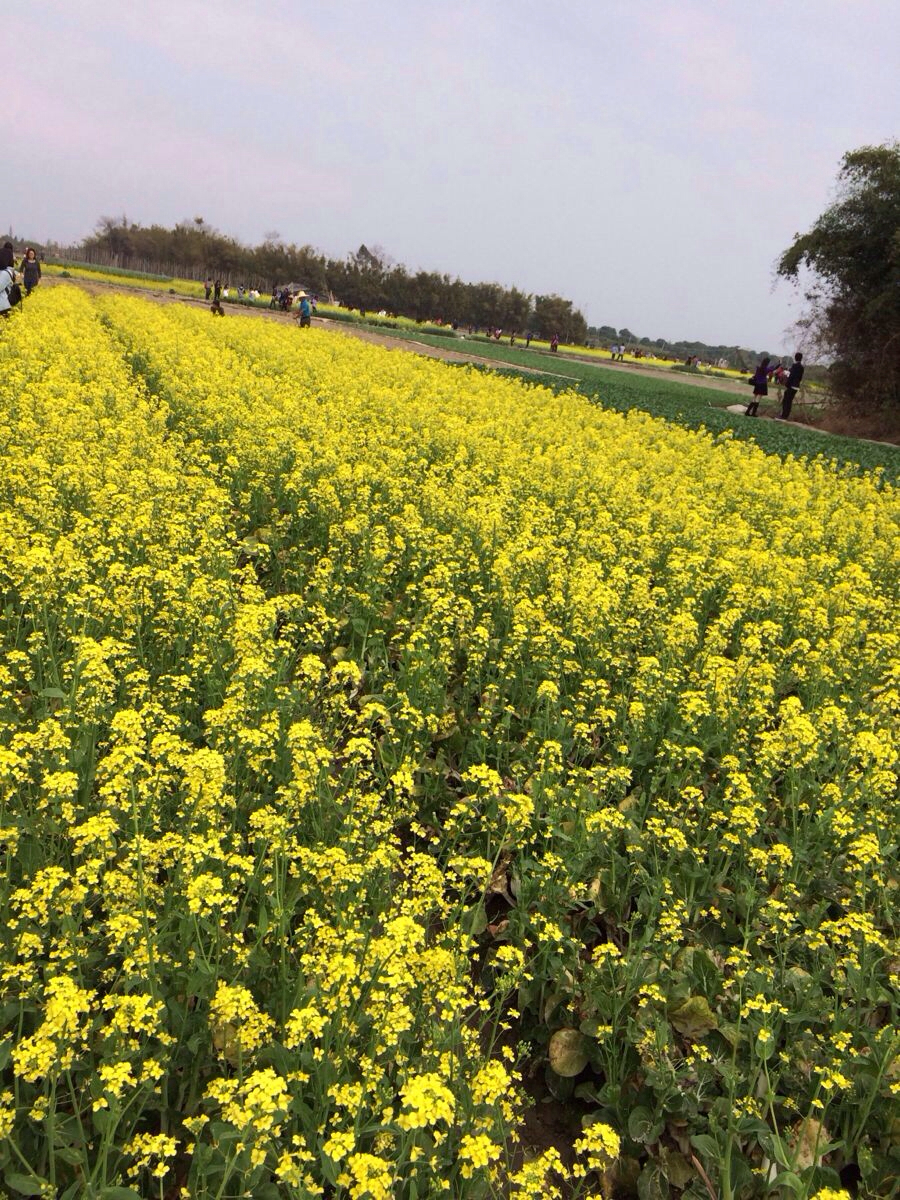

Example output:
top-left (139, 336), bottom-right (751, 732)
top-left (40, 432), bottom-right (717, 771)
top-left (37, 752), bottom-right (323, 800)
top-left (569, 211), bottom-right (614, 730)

top-left (51, 217), bottom-right (589, 343)
top-left (52, 218), bottom-right (777, 365)
top-left (586, 325), bottom-right (774, 371)
top-left (778, 141), bottom-right (900, 414)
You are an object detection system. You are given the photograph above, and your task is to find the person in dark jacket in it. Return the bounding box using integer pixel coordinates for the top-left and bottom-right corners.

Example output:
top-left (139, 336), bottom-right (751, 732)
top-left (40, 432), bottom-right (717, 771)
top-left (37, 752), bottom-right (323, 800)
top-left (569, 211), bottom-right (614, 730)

top-left (745, 356), bottom-right (771, 417)
top-left (781, 353), bottom-right (805, 419)
top-left (20, 248), bottom-right (41, 295)
top-left (0, 242), bottom-right (14, 270)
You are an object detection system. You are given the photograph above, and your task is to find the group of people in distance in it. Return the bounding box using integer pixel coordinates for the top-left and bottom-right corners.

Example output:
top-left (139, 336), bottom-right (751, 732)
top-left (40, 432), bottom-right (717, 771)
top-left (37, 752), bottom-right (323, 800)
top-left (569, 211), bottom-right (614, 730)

top-left (0, 241), bottom-right (42, 317)
top-left (746, 353), bottom-right (805, 420)
top-left (203, 277), bottom-right (315, 326)
top-left (203, 278), bottom-right (261, 307)
top-left (269, 287), bottom-right (297, 312)
top-left (203, 277), bottom-right (225, 315)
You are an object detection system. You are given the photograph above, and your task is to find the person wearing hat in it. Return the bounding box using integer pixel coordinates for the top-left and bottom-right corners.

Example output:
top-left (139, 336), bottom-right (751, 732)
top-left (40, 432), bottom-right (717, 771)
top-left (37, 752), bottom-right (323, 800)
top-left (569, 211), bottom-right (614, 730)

top-left (296, 292), bottom-right (312, 328)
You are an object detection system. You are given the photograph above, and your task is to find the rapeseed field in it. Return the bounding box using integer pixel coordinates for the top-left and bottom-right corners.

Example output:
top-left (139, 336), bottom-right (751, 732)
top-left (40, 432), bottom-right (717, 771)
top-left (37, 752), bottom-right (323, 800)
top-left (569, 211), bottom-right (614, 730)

top-left (0, 286), bottom-right (896, 1199)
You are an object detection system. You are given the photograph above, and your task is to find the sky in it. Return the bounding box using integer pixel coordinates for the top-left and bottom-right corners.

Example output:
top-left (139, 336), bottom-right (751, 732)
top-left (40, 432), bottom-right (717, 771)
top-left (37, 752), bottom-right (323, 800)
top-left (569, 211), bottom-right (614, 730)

top-left (6, 0), bottom-right (899, 352)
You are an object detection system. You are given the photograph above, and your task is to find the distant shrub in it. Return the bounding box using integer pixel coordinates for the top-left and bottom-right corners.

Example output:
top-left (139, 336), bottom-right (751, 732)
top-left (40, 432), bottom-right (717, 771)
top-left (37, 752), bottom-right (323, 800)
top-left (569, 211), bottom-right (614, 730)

top-left (417, 325), bottom-right (461, 339)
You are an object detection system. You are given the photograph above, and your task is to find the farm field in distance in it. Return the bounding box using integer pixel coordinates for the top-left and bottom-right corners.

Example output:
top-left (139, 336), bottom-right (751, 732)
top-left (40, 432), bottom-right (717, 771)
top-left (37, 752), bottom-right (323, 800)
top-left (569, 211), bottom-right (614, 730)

top-left (42, 261), bottom-right (900, 480)
top-left (391, 336), bottom-right (900, 481)
top-left (0, 286), bottom-right (897, 1198)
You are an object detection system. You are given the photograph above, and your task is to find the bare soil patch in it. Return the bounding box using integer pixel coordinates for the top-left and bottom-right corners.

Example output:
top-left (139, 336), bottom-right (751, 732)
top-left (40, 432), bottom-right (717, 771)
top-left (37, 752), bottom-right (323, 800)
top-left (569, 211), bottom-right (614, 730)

top-left (723, 403), bottom-right (896, 446)
top-left (807, 404), bottom-right (900, 445)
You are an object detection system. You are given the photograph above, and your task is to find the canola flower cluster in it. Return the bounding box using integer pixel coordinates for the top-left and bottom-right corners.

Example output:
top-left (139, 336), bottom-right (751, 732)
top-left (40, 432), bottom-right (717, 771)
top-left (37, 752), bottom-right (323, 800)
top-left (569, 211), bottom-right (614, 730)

top-left (0, 285), bottom-right (897, 1198)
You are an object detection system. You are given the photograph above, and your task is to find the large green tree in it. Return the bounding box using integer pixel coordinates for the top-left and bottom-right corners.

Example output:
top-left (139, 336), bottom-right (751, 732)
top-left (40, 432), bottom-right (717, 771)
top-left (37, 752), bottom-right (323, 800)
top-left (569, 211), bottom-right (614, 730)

top-left (533, 294), bottom-right (588, 343)
top-left (778, 142), bottom-right (900, 410)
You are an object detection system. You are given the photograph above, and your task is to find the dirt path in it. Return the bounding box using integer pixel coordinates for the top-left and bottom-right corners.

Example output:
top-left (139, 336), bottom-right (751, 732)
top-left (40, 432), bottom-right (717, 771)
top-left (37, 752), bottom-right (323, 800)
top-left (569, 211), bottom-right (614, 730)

top-left (531, 349), bottom-right (760, 396)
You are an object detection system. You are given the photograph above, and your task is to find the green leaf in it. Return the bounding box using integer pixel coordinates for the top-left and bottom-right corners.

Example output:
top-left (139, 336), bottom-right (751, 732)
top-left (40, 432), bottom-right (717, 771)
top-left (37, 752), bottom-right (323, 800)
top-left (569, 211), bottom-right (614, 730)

top-left (321, 1149), bottom-right (342, 1186)
top-left (5, 1174), bottom-right (48, 1197)
top-left (661, 1149), bottom-right (695, 1189)
top-left (771, 1170), bottom-right (806, 1197)
top-left (716, 1020), bottom-right (740, 1048)
top-left (100, 1190), bottom-right (144, 1200)
top-left (784, 966), bottom-right (812, 992)
top-left (858, 1142), bottom-right (876, 1179)
top-left (91, 1108), bottom-right (116, 1134)
top-left (734, 1114), bottom-right (770, 1138)
top-left (468, 903), bottom-right (488, 936)
top-left (38, 687), bottom-right (66, 700)
top-left (256, 901), bottom-right (269, 938)
top-left (548, 1028), bottom-right (588, 1077)
top-left (54, 1146), bottom-right (86, 1166)
top-left (628, 1104), bottom-right (662, 1145)
top-left (637, 1162), bottom-right (670, 1200)
top-left (689, 1133), bottom-right (719, 1161)
top-left (669, 995), bottom-right (718, 1040)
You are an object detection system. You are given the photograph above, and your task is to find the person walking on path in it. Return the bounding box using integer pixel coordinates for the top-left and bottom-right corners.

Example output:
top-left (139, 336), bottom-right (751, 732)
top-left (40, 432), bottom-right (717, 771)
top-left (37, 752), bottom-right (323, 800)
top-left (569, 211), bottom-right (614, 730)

top-left (781, 353), bottom-right (804, 419)
top-left (213, 279), bottom-right (222, 304)
top-left (204, 277), bottom-right (213, 300)
top-left (296, 294), bottom-right (312, 328)
top-left (746, 356), bottom-right (771, 417)
top-left (19, 248), bottom-right (41, 295)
